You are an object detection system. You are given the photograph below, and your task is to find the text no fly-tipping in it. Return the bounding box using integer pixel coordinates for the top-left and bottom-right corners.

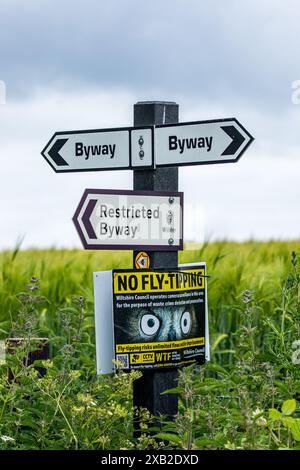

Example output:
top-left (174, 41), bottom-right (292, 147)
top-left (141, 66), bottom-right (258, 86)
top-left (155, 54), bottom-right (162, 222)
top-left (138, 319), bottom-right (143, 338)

top-left (114, 269), bottom-right (205, 294)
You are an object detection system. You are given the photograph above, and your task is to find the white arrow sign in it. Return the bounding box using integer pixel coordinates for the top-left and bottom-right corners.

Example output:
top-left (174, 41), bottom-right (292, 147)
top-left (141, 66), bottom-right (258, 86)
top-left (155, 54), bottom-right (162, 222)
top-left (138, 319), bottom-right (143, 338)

top-left (42, 118), bottom-right (253, 172)
top-left (155, 118), bottom-right (254, 167)
top-left (41, 126), bottom-right (154, 172)
top-left (73, 189), bottom-right (183, 250)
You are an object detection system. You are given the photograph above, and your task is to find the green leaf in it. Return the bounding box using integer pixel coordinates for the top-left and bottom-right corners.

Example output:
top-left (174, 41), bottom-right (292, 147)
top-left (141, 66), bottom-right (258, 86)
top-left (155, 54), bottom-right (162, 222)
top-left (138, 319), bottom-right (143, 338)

top-left (155, 433), bottom-right (182, 446)
top-left (194, 383), bottom-right (224, 395)
top-left (212, 334), bottom-right (228, 351)
top-left (194, 438), bottom-right (216, 449)
top-left (282, 399), bottom-right (296, 416)
top-left (204, 363), bottom-right (229, 376)
top-left (0, 321), bottom-right (12, 331)
top-left (290, 419), bottom-right (300, 441)
top-left (161, 387), bottom-right (182, 395)
top-left (213, 349), bottom-right (236, 355)
top-left (281, 416), bottom-right (294, 428)
top-left (269, 408), bottom-right (281, 420)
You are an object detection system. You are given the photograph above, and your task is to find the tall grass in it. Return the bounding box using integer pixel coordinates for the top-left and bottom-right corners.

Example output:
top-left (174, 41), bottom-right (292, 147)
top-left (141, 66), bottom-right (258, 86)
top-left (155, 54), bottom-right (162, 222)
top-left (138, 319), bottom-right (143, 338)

top-left (0, 240), bottom-right (299, 354)
top-left (0, 240), bottom-right (299, 450)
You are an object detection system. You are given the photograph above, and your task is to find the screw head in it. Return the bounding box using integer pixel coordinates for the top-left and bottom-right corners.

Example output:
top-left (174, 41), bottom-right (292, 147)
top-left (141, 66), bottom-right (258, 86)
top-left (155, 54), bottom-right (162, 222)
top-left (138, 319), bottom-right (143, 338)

top-left (139, 150), bottom-right (145, 159)
top-left (138, 136), bottom-right (144, 146)
top-left (169, 197), bottom-right (174, 204)
top-left (167, 210), bottom-right (173, 225)
top-left (168, 238), bottom-right (174, 245)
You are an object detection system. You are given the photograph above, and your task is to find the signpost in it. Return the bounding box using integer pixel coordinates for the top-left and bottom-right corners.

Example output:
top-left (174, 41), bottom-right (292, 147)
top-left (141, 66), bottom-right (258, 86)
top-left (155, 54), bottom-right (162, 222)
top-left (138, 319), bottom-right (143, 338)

top-left (42, 99), bottom-right (254, 436)
top-left (41, 126), bottom-right (154, 172)
top-left (72, 188), bottom-right (183, 251)
top-left (132, 101), bottom-right (180, 430)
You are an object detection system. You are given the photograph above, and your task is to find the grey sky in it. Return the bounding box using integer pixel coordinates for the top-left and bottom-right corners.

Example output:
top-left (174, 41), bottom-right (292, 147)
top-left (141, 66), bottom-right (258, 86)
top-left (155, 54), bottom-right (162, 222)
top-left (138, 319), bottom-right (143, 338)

top-left (0, 0), bottom-right (299, 249)
top-left (0, 0), bottom-right (298, 105)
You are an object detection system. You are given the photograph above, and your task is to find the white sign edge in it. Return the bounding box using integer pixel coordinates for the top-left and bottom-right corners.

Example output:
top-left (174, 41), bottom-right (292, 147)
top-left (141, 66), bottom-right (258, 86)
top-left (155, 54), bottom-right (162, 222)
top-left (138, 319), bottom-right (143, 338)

top-left (93, 270), bottom-right (114, 374)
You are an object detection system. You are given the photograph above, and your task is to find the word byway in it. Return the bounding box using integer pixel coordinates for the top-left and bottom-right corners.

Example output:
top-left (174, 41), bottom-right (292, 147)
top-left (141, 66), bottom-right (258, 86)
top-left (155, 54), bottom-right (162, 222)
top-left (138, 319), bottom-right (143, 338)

top-left (75, 142), bottom-right (116, 160)
top-left (169, 135), bottom-right (213, 153)
top-left (100, 223), bottom-right (138, 238)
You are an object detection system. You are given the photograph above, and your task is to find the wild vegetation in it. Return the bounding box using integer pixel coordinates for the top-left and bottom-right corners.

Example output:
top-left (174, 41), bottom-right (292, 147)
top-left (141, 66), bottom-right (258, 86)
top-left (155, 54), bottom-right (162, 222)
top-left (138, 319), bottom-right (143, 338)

top-left (0, 240), bottom-right (299, 449)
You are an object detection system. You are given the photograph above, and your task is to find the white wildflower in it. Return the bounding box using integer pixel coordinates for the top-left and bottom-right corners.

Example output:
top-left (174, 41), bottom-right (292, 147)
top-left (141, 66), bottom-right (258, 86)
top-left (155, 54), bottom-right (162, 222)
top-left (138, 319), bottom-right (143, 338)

top-left (1, 435), bottom-right (15, 443)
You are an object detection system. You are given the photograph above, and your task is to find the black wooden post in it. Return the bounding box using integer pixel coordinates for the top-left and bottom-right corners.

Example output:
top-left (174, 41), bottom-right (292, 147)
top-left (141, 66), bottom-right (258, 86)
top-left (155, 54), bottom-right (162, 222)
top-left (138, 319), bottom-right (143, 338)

top-left (133, 101), bottom-right (179, 429)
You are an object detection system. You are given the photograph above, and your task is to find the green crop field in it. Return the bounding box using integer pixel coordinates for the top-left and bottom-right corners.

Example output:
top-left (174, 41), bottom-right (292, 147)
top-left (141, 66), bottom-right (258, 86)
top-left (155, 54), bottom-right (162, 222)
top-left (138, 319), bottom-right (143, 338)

top-left (0, 240), bottom-right (300, 450)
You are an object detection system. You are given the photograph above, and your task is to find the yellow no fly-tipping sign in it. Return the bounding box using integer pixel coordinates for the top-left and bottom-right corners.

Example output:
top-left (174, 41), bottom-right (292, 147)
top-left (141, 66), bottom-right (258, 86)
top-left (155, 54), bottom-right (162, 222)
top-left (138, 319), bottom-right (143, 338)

top-left (113, 268), bottom-right (205, 294)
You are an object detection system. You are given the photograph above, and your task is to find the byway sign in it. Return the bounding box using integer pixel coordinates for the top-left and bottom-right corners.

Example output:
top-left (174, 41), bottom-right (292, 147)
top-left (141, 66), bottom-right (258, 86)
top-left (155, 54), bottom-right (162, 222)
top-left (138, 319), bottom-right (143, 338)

top-left (73, 189), bottom-right (183, 251)
top-left (155, 118), bottom-right (254, 167)
top-left (42, 118), bottom-right (253, 172)
top-left (41, 126), bottom-right (154, 172)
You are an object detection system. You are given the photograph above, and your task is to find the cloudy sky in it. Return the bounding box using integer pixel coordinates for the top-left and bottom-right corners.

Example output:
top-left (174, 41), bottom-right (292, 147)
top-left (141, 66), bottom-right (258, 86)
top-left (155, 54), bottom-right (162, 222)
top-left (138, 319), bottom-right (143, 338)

top-left (0, 0), bottom-right (299, 249)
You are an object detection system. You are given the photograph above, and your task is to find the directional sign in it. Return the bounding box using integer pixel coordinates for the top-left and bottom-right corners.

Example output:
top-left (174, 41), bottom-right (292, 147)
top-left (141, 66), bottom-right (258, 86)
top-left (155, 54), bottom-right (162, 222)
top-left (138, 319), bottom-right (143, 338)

top-left (41, 126), bottom-right (154, 172)
top-left (42, 118), bottom-right (253, 172)
top-left (155, 118), bottom-right (254, 167)
top-left (73, 189), bottom-right (183, 250)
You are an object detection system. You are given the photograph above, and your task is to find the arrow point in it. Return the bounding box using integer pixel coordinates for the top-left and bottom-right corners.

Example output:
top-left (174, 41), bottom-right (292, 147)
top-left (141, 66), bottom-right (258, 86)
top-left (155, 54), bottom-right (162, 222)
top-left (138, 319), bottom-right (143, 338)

top-left (48, 138), bottom-right (69, 166)
top-left (221, 125), bottom-right (245, 157)
top-left (82, 199), bottom-right (97, 239)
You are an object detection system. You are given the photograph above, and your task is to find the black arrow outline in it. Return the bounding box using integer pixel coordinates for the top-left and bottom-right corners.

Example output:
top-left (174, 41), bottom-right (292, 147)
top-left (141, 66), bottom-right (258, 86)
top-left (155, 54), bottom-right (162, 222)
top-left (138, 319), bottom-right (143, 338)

top-left (221, 125), bottom-right (245, 156)
top-left (47, 138), bottom-right (69, 166)
top-left (81, 199), bottom-right (97, 239)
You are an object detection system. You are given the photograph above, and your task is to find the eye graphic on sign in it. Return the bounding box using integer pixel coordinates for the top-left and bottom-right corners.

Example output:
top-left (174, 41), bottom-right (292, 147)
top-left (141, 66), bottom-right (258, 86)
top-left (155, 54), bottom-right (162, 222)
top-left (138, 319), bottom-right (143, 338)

top-left (181, 311), bottom-right (192, 335)
top-left (115, 304), bottom-right (200, 344)
top-left (140, 314), bottom-right (160, 336)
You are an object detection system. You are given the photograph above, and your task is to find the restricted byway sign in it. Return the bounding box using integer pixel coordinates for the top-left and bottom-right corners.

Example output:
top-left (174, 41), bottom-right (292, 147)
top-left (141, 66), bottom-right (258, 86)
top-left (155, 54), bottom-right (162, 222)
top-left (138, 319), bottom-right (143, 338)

top-left (41, 126), bottom-right (154, 172)
top-left (155, 118), bottom-right (254, 167)
top-left (73, 189), bottom-right (183, 250)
